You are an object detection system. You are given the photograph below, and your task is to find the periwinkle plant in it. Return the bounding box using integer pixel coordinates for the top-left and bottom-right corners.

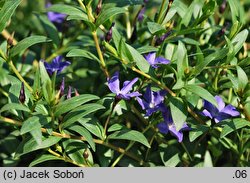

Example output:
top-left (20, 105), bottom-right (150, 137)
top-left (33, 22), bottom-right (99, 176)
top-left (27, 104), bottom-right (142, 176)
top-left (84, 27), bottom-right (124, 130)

top-left (0, 0), bottom-right (249, 168)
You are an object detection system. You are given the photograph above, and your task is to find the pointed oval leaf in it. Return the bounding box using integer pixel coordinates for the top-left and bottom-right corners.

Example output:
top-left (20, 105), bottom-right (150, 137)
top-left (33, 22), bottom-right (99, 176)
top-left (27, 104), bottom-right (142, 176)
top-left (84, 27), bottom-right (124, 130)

top-left (108, 129), bottom-right (150, 148)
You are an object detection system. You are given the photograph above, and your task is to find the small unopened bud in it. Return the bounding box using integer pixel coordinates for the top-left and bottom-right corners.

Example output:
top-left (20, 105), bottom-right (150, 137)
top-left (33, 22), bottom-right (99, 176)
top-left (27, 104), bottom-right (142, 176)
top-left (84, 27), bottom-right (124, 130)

top-left (219, 0), bottom-right (227, 14)
top-left (218, 22), bottom-right (229, 38)
top-left (74, 88), bottom-right (80, 96)
top-left (105, 22), bottom-right (115, 42)
top-left (67, 86), bottom-right (72, 99)
top-left (7, 32), bottom-right (15, 47)
top-left (137, 6), bottom-right (145, 22)
top-left (59, 77), bottom-right (65, 97)
top-left (83, 149), bottom-right (89, 159)
top-left (155, 30), bottom-right (172, 46)
top-left (96, 0), bottom-right (103, 15)
top-left (19, 82), bottom-right (26, 104)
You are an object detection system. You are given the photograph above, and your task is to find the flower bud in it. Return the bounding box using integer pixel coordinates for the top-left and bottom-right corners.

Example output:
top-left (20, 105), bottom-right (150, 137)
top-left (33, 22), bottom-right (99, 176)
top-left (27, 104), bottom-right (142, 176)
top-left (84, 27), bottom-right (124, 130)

top-left (83, 149), bottom-right (89, 159)
top-left (96, 0), bottom-right (103, 16)
top-left (155, 30), bottom-right (172, 46)
top-left (19, 82), bottom-right (26, 104)
top-left (67, 86), bottom-right (72, 99)
top-left (219, 0), bottom-right (227, 14)
top-left (137, 6), bottom-right (146, 22)
top-left (59, 77), bottom-right (65, 97)
top-left (74, 88), bottom-right (80, 97)
top-left (105, 22), bottom-right (115, 43)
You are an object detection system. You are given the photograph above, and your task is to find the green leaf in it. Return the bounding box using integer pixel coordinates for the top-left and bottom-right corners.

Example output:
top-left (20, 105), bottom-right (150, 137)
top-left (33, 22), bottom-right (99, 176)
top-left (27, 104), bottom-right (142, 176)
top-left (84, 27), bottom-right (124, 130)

top-left (79, 118), bottom-right (104, 140)
top-left (10, 36), bottom-right (51, 57)
top-left (204, 150), bottom-right (213, 167)
top-left (62, 103), bottom-right (105, 128)
top-left (218, 118), bottom-right (250, 138)
top-left (29, 154), bottom-right (62, 167)
top-left (136, 46), bottom-right (158, 54)
top-left (20, 116), bottom-right (41, 135)
top-left (189, 125), bottom-right (209, 142)
top-left (37, 15), bottom-right (60, 46)
top-left (169, 97), bottom-right (187, 131)
top-left (62, 139), bottom-right (87, 165)
top-left (185, 84), bottom-right (218, 107)
top-left (147, 22), bottom-right (165, 34)
top-left (30, 128), bottom-right (42, 145)
top-left (160, 153), bottom-right (180, 167)
top-left (15, 136), bottom-right (61, 158)
top-left (237, 66), bottom-right (248, 92)
top-left (231, 29), bottom-right (248, 56)
top-left (0, 0), bottom-right (22, 33)
top-left (66, 49), bottom-right (100, 63)
top-left (67, 125), bottom-right (95, 151)
top-left (108, 129), bottom-right (150, 148)
top-left (126, 44), bottom-right (150, 73)
top-left (95, 7), bottom-right (126, 27)
top-left (0, 103), bottom-right (30, 113)
top-left (174, 41), bottom-right (188, 78)
top-left (47, 4), bottom-right (84, 17)
top-left (108, 124), bottom-right (124, 132)
top-left (39, 61), bottom-right (50, 85)
top-left (54, 94), bottom-right (100, 117)
top-left (104, 0), bottom-right (143, 7)
top-left (192, 48), bottom-right (228, 76)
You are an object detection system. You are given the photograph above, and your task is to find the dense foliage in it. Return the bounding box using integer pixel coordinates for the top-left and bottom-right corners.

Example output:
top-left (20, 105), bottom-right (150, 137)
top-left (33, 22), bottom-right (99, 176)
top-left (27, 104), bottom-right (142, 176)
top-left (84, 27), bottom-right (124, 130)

top-left (0, 0), bottom-right (249, 167)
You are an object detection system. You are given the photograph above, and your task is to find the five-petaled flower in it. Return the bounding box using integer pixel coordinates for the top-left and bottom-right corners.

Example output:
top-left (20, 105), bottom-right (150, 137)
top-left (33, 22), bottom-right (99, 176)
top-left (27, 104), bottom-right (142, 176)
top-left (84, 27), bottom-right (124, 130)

top-left (108, 71), bottom-right (141, 100)
top-left (44, 56), bottom-right (71, 75)
top-left (144, 52), bottom-right (170, 68)
top-left (201, 95), bottom-right (240, 123)
top-left (136, 85), bottom-right (166, 116)
top-left (157, 107), bottom-right (190, 142)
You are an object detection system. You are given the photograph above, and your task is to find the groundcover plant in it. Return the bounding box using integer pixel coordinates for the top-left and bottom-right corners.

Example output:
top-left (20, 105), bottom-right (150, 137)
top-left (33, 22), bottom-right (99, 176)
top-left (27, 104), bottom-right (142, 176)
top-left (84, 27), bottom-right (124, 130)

top-left (0, 0), bottom-right (249, 167)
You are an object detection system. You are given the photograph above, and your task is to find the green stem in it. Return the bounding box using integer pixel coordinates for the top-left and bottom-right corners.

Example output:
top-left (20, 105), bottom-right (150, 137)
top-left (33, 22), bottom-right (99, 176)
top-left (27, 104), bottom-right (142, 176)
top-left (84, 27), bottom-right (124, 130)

top-left (92, 31), bottom-right (109, 77)
top-left (181, 142), bottom-right (193, 162)
top-left (45, 45), bottom-right (67, 62)
top-left (103, 100), bottom-right (116, 136)
top-left (0, 116), bottom-right (144, 165)
top-left (156, 0), bottom-right (167, 24)
top-left (0, 87), bottom-right (8, 97)
top-left (48, 149), bottom-right (87, 167)
top-left (8, 60), bottom-right (33, 93)
top-left (131, 66), bottom-right (176, 97)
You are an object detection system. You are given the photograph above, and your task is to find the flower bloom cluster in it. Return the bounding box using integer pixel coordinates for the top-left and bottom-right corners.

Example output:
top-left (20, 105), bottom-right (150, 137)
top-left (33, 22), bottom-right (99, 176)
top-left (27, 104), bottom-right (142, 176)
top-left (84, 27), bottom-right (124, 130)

top-left (106, 53), bottom-right (240, 142)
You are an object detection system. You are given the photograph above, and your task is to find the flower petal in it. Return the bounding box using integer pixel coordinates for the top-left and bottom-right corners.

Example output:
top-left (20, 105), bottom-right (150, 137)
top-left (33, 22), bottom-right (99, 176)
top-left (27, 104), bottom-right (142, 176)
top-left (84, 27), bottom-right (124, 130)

top-left (144, 85), bottom-right (152, 103)
top-left (220, 105), bottom-right (240, 117)
top-left (136, 97), bottom-right (149, 110)
top-left (157, 122), bottom-right (169, 134)
top-left (144, 52), bottom-right (156, 65)
top-left (201, 109), bottom-right (213, 119)
top-left (203, 100), bottom-right (218, 117)
top-left (168, 124), bottom-right (184, 142)
top-left (215, 95), bottom-right (225, 111)
top-left (57, 61), bottom-right (71, 74)
top-left (120, 77), bottom-right (138, 94)
top-left (154, 56), bottom-right (170, 65)
top-left (108, 71), bottom-right (120, 94)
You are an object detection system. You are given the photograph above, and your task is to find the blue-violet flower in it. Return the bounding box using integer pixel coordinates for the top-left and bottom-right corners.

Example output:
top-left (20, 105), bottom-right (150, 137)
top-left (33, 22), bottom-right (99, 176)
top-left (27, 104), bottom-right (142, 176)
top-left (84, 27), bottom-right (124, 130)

top-left (136, 85), bottom-right (166, 116)
top-left (44, 56), bottom-right (71, 75)
top-left (144, 52), bottom-right (170, 68)
top-left (201, 95), bottom-right (240, 123)
top-left (157, 107), bottom-right (190, 142)
top-left (108, 71), bottom-right (141, 100)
